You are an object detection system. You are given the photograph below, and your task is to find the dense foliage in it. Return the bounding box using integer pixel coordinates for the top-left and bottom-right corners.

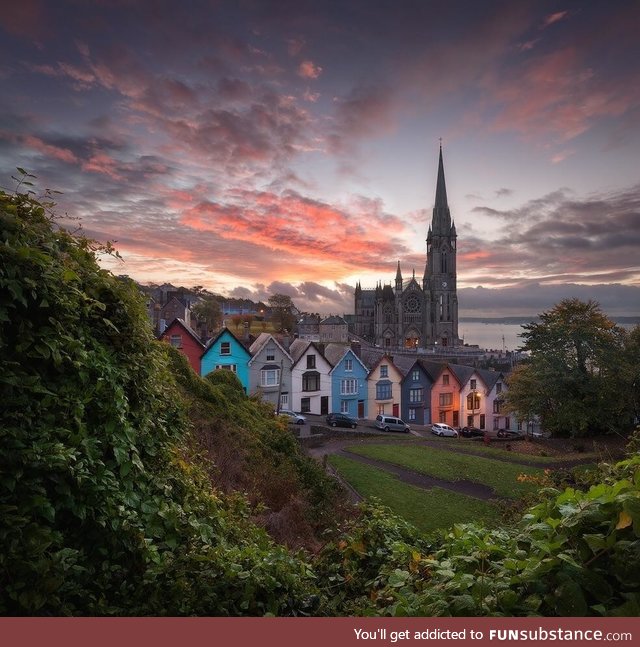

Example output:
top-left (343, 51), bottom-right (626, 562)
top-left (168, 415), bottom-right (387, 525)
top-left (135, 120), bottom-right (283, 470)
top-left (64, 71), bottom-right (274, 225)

top-left (0, 186), bottom-right (319, 615)
top-left (2, 184), bottom-right (638, 617)
top-left (504, 299), bottom-right (639, 437)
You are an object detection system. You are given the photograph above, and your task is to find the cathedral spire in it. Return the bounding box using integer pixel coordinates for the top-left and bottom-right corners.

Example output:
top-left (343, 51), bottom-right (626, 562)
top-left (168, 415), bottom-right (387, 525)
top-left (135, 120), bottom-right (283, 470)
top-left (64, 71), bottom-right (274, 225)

top-left (431, 143), bottom-right (452, 235)
top-left (435, 142), bottom-right (448, 209)
top-left (395, 260), bottom-right (402, 294)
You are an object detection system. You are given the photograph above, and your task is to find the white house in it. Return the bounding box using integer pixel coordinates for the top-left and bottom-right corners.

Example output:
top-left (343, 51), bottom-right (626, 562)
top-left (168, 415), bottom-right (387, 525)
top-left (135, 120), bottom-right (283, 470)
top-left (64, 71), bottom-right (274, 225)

top-left (289, 339), bottom-right (332, 415)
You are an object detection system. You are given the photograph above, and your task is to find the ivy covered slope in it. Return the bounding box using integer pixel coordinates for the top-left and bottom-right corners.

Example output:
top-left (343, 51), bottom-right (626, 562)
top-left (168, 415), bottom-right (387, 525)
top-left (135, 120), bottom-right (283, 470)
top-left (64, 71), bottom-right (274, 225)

top-left (0, 188), bottom-right (320, 615)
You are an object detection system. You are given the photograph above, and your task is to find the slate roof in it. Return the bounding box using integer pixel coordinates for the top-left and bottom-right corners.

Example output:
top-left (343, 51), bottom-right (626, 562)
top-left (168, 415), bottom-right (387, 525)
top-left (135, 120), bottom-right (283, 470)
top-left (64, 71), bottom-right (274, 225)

top-left (159, 318), bottom-right (204, 347)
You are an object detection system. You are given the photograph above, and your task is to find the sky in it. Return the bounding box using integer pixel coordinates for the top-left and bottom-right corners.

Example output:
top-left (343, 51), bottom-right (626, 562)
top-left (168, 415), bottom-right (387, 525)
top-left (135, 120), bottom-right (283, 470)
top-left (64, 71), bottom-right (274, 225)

top-left (1, 0), bottom-right (639, 318)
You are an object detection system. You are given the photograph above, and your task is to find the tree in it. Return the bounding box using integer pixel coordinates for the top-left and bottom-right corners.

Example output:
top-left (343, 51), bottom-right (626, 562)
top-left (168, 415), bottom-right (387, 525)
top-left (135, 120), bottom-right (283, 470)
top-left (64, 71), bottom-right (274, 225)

top-left (504, 298), bottom-right (629, 437)
top-left (191, 294), bottom-right (222, 336)
top-left (268, 293), bottom-right (297, 332)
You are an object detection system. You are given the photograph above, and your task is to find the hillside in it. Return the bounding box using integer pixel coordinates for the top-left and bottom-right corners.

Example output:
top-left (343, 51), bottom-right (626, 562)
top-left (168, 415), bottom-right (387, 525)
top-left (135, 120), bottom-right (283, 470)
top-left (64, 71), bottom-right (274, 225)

top-left (2, 185), bottom-right (639, 617)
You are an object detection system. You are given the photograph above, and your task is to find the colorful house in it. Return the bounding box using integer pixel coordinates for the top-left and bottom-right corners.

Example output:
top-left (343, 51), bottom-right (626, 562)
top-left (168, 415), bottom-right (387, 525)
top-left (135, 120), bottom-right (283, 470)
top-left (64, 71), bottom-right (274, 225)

top-left (325, 344), bottom-right (369, 418)
top-left (366, 354), bottom-right (404, 419)
top-left (248, 333), bottom-right (293, 411)
top-left (400, 359), bottom-right (436, 426)
top-left (159, 318), bottom-right (205, 374)
top-left (428, 362), bottom-right (463, 428)
top-left (200, 327), bottom-right (251, 392)
top-left (289, 339), bottom-right (333, 415)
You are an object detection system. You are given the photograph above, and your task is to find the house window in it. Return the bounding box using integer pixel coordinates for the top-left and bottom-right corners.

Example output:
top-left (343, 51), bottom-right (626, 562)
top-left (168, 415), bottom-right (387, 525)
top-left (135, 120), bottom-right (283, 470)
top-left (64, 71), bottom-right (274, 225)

top-left (344, 358), bottom-right (353, 371)
top-left (439, 392), bottom-right (453, 406)
top-left (496, 382), bottom-right (502, 394)
top-left (466, 393), bottom-right (480, 410)
top-left (266, 348), bottom-right (275, 361)
top-left (494, 418), bottom-right (500, 430)
top-left (220, 341), bottom-right (230, 355)
top-left (380, 365), bottom-right (388, 378)
top-left (409, 387), bottom-right (423, 404)
top-left (302, 371), bottom-right (320, 392)
top-left (377, 404), bottom-right (385, 415)
top-left (408, 409), bottom-right (416, 421)
top-left (479, 414), bottom-right (485, 429)
top-left (280, 393), bottom-right (288, 409)
top-left (301, 397), bottom-right (311, 413)
top-left (260, 368), bottom-right (280, 387)
top-left (170, 334), bottom-right (182, 347)
top-left (376, 381), bottom-right (392, 400)
top-left (470, 379), bottom-right (476, 390)
top-left (505, 417), bottom-right (511, 430)
top-left (341, 378), bottom-right (358, 395)
top-left (215, 364), bottom-right (237, 373)
top-left (493, 400), bottom-right (502, 414)
top-left (340, 400), bottom-right (349, 413)
top-left (412, 369), bottom-right (420, 381)
top-left (307, 355), bottom-right (316, 369)
top-left (442, 374), bottom-right (449, 385)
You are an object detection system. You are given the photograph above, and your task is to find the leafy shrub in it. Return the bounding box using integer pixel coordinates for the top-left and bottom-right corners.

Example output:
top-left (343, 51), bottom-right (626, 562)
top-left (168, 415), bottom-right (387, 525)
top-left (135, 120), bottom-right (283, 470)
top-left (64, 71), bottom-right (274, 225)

top-left (0, 186), bottom-right (317, 614)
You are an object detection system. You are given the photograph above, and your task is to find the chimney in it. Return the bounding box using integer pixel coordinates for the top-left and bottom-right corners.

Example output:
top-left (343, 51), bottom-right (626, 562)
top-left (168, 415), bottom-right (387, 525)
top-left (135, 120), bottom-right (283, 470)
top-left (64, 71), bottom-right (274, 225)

top-left (350, 340), bottom-right (361, 358)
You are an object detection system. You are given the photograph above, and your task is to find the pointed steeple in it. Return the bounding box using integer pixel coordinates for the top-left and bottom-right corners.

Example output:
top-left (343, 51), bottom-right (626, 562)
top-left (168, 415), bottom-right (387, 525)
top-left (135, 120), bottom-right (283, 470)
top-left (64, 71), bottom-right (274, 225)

top-left (395, 260), bottom-right (403, 294)
top-left (435, 143), bottom-right (448, 209)
top-left (431, 143), bottom-right (452, 236)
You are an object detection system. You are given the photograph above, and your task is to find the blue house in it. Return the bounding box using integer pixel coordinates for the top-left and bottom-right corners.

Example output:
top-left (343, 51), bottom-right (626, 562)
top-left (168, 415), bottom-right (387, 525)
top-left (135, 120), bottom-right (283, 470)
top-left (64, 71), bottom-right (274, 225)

top-left (200, 327), bottom-right (251, 393)
top-left (325, 344), bottom-right (369, 418)
top-left (401, 359), bottom-right (436, 426)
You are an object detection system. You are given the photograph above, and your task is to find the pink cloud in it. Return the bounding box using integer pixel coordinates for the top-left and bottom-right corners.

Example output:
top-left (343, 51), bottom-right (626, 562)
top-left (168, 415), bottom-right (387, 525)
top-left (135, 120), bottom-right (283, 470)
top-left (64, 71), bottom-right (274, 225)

top-left (179, 189), bottom-right (409, 279)
top-left (298, 60), bottom-right (322, 79)
top-left (542, 11), bottom-right (569, 28)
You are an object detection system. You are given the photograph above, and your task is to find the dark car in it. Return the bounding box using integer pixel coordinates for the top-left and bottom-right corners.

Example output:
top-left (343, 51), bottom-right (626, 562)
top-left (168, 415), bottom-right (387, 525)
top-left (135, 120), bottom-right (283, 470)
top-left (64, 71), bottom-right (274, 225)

top-left (326, 412), bottom-right (358, 429)
top-left (460, 426), bottom-right (484, 438)
top-left (497, 429), bottom-right (523, 439)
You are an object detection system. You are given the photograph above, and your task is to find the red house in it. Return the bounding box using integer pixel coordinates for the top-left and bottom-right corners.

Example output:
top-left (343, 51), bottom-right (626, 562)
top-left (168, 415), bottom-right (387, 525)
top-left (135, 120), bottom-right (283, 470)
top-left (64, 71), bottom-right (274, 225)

top-left (159, 318), bottom-right (205, 374)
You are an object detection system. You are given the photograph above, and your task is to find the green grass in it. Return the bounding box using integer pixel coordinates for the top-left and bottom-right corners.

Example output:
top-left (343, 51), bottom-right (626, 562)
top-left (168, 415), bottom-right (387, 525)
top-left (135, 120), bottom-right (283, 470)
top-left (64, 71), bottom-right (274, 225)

top-left (345, 443), bottom-right (544, 497)
top-left (329, 455), bottom-right (499, 532)
top-left (452, 440), bottom-right (600, 464)
top-left (329, 455), bottom-right (501, 534)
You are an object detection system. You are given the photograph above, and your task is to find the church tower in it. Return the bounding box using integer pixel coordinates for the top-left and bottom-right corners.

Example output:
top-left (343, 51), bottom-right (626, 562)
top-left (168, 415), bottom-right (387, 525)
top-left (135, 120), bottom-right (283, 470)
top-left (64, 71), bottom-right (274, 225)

top-left (423, 144), bottom-right (460, 347)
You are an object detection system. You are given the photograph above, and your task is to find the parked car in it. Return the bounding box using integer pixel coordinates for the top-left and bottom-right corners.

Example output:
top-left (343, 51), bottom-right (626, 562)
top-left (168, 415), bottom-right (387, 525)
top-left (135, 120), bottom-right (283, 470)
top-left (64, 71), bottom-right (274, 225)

top-left (460, 426), bottom-right (483, 438)
top-left (326, 412), bottom-right (358, 429)
top-left (279, 410), bottom-right (307, 425)
top-left (375, 415), bottom-right (410, 433)
top-left (496, 428), bottom-right (523, 439)
top-left (431, 423), bottom-right (458, 437)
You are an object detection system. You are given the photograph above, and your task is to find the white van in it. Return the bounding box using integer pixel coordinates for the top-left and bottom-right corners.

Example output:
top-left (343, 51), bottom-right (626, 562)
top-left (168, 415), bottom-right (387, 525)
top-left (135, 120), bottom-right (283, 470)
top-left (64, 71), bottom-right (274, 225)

top-left (375, 415), bottom-right (410, 433)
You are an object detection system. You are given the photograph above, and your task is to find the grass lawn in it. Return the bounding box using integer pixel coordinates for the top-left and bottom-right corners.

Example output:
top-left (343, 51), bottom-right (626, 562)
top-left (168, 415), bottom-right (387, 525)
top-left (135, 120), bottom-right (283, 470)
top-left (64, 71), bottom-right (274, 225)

top-left (344, 443), bottom-right (544, 497)
top-left (329, 455), bottom-right (501, 534)
top-left (452, 440), bottom-right (601, 464)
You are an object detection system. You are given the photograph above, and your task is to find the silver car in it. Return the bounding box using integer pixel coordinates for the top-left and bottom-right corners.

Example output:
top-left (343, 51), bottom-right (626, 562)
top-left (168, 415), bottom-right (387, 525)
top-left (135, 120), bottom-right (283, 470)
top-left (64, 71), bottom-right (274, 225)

top-left (279, 410), bottom-right (307, 425)
top-left (431, 423), bottom-right (458, 437)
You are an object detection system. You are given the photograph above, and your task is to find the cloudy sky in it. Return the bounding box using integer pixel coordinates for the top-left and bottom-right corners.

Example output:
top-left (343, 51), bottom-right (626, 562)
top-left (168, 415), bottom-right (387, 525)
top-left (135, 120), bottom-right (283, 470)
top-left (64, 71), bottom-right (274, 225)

top-left (1, 0), bottom-right (639, 317)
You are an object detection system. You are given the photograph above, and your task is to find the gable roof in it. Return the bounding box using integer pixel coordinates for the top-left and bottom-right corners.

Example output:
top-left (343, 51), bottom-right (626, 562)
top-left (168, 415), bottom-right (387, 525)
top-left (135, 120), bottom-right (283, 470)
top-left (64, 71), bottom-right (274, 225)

top-left (367, 353), bottom-right (404, 378)
top-left (248, 333), bottom-right (292, 365)
top-left (201, 327), bottom-right (251, 359)
top-left (326, 344), bottom-right (369, 375)
top-left (320, 315), bottom-right (347, 325)
top-left (159, 318), bottom-right (204, 348)
top-left (290, 340), bottom-right (333, 369)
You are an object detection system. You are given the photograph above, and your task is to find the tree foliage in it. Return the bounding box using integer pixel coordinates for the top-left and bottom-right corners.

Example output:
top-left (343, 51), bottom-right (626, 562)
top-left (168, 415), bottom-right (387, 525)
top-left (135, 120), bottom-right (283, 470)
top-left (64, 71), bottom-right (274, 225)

top-left (504, 299), bottom-right (634, 437)
top-left (191, 293), bottom-right (222, 336)
top-left (268, 293), bottom-right (297, 332)
top-left (0, 185), bottom-right (319, 615)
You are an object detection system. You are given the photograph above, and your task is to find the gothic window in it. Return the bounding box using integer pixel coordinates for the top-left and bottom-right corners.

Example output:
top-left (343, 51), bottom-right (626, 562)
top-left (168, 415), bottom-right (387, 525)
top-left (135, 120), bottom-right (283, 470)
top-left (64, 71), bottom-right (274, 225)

top-left (383, 304), bottom-right (392, 324)
top-left (404, 295), bottom-right (420, 313)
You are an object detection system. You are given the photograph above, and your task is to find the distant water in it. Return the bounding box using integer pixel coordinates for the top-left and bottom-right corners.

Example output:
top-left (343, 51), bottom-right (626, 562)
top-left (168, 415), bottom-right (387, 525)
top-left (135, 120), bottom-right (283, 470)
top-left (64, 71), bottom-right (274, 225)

top-left (460, 320), bottom-right (637, 352)
top-left (460, 322), bottom-right (526, 352)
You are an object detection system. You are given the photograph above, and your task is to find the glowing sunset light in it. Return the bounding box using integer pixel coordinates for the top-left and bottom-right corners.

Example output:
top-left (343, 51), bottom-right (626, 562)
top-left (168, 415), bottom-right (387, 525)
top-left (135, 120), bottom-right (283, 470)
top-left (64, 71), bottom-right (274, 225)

top-left (1, 0), bottom-right (638, 318)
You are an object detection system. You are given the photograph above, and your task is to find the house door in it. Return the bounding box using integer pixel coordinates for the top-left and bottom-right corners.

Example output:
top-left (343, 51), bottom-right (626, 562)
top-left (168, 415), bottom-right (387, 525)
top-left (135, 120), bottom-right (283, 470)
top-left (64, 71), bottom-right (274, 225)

top-left (320, 396), bottom-right (329, 415)
top-left (392, 403), bottom-right (399, 417)
top-left (357, 400), bottom-right (364, 418)
top-left (452, 411), bottom-right (459, 427)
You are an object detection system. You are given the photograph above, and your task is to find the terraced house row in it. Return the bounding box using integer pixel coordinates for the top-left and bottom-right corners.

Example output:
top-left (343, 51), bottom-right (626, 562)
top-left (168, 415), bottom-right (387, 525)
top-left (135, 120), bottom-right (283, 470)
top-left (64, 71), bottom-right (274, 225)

top-left (161, 319), bottom-right (517, 434)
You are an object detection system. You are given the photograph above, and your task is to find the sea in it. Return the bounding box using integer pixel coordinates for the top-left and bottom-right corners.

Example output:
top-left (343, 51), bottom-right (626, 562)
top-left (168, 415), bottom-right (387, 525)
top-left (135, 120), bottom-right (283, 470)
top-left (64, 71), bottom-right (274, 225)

top-left (459, 319), bottom-right (638, 353)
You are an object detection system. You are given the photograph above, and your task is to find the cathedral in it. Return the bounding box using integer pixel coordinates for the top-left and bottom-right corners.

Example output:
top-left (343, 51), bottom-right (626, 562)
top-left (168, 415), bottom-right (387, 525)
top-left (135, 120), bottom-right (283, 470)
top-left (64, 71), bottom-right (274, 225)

top-left (353, 145), bottom-right (461, 349)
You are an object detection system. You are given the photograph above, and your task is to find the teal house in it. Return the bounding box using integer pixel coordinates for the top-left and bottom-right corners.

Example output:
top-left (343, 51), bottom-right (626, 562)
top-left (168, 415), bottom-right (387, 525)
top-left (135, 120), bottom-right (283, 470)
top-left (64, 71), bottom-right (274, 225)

top-left (200, 327), bottom-right (251, 392)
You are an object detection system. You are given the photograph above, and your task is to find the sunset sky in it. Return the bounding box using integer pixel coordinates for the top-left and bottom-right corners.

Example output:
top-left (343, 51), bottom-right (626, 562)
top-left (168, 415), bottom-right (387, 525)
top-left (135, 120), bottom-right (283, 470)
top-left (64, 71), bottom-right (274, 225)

top-left (1, 0), bottom-right (639, 317)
